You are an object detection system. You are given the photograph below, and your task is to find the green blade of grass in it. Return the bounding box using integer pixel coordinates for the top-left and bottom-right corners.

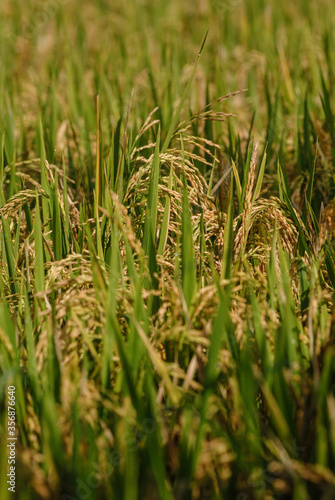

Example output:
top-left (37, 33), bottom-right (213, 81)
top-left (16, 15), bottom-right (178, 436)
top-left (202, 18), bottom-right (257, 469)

top-left (102, 221), bottom-right (119, 389)
top-left (24, 287), bottom-right (41, 402)
top-left (142, 129), bottom-right (161, 296)
top-left (0, 133), bottom-right (6, 208)
top-left (221, 174), bottom-right (234, 280)
top-left (4, 99), bottom-right (15, 166)
top-left (38, 117), bottom-right (50, 228)
top-left (241, 141), bottom-right (254, 203)
top-left (1, 213), bottom-right (19, 298)
top-left (157, 166), bottom-right (173, 256)
top-left (0, 296), bottom-right (18, 361)
top-left (231, 159), bottom-right (242, 213)
top-left (251, 148), bottom-right (266, 204)
top-left (51, 172), bottom-right (62, 261)
top-left (181, 172), bottom-right (197, 309)
top-left (277, 160), bottom-right (310, 256)
top-left (34, 193), bottom-right (45, 294)
top-left (62, 158), bottom-right (70, 256)
top-left (247, 280), bottom-right (273, 381)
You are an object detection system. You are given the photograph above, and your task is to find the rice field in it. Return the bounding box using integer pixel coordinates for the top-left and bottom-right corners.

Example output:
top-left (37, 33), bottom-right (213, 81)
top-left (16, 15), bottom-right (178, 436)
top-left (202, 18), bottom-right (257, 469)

top-left (1, 1), bottom-right (335, 499)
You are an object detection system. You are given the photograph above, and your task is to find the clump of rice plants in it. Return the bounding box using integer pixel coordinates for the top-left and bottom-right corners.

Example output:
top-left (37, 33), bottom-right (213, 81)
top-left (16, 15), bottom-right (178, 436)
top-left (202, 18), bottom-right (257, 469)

top-left (0, 1), bottom-right (335, 499)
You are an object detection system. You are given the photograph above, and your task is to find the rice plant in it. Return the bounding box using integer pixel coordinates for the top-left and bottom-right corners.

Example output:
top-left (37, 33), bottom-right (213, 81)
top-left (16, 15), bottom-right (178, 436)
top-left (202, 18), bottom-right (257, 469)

top-left (0, 1), bottom-right (335, 499)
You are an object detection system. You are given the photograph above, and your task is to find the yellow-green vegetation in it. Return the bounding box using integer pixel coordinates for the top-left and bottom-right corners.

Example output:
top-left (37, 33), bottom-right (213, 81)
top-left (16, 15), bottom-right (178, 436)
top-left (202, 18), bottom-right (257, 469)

top-left (1, 1), bottom-right (335, 499)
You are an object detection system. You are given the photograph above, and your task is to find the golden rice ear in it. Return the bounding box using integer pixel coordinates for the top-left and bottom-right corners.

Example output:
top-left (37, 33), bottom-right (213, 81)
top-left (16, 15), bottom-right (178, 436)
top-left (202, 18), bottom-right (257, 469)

top-left (316, 199), bottom-right (335, 253)
top-left (234, 141), bottom-right (259, 258)
top-left (322, 200), bottom-right (335, 239)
